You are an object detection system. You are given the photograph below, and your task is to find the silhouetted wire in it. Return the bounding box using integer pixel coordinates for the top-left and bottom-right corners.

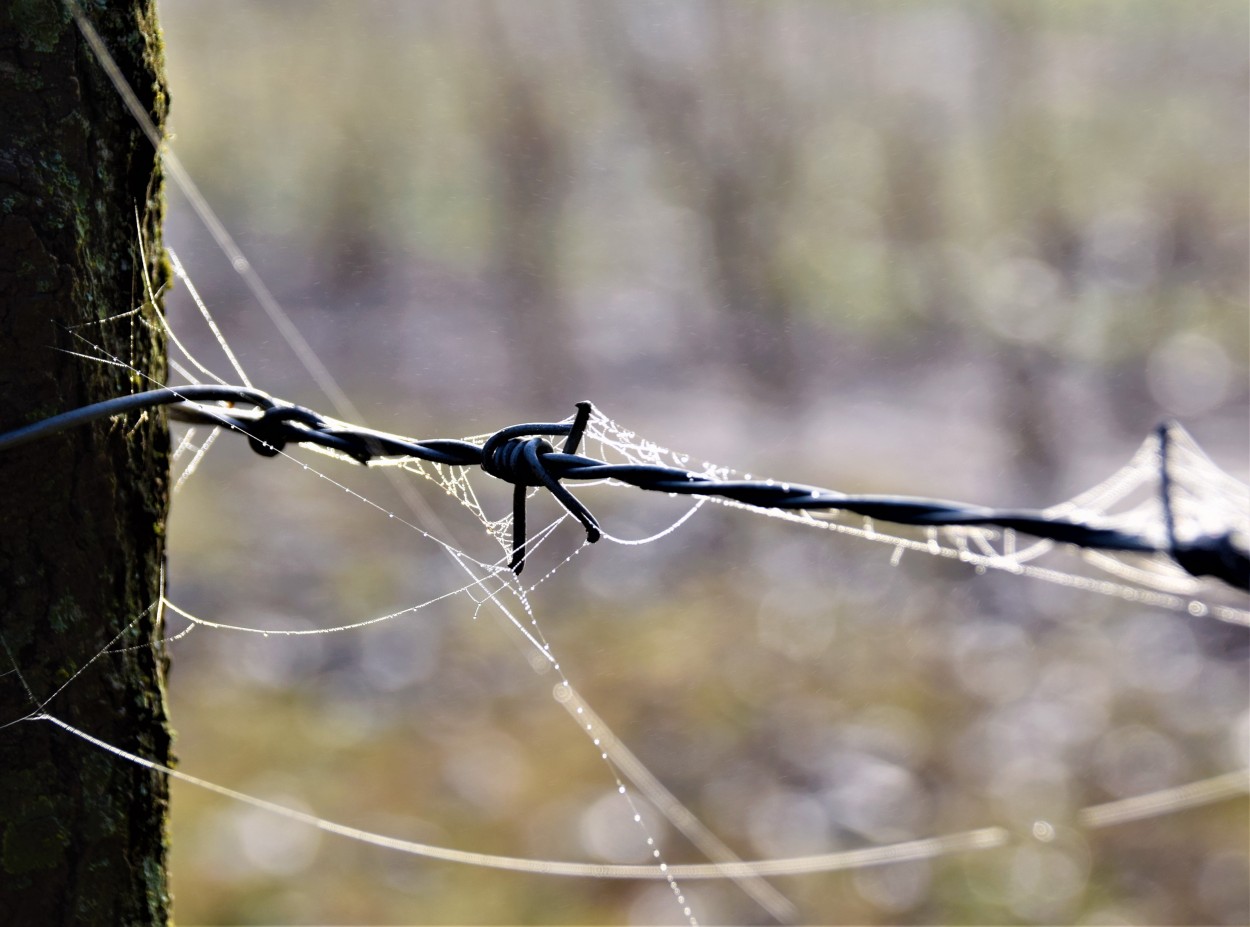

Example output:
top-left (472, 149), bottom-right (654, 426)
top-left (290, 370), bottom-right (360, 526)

top-left (1, 385), bottom-right (1246, 588)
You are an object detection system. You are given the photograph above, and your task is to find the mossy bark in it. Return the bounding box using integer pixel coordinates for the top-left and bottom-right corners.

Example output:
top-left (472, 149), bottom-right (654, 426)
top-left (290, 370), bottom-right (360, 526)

top-left (0, 1), bottom-right (171, 923)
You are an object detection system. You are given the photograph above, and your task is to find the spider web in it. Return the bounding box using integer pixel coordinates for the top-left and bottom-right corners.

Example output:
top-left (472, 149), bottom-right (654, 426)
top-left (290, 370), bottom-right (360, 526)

top-left (17, 272), bottom-right (1246, 923)
top-left (10, 5), bottom-right (1248, 924)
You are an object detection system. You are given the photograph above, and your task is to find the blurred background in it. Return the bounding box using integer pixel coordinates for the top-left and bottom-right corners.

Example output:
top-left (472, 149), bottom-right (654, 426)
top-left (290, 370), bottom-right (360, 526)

top-left (151, 2), bottom-right (1248, 924)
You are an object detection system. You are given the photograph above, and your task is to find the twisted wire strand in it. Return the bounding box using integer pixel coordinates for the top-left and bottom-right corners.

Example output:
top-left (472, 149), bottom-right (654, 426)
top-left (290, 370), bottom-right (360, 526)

top-left (2, 386), bottom-right (1246, 589)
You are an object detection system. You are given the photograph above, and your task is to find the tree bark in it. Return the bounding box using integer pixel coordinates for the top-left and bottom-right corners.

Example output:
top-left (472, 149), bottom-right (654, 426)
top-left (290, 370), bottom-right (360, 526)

top-left (0, 1), bottom-right (171, 923)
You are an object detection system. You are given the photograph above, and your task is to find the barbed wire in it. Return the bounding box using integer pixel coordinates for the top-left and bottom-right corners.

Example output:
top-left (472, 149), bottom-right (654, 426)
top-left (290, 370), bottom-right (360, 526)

top-left (1, 384), bottom-right (1246, 589)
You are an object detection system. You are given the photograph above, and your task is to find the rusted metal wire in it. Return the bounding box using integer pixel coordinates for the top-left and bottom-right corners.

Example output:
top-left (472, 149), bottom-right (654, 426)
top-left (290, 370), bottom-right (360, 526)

top-left (2, 385), bottom-right (1246, 588)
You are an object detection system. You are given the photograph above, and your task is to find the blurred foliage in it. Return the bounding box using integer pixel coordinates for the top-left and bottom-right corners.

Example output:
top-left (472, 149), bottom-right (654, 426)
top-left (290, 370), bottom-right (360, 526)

top-left (150, 1), bottom-right (1249, 924)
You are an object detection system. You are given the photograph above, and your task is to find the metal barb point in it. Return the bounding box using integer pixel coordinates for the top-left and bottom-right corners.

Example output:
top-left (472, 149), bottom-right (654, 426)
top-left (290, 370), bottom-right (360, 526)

top-left (1, 389), bottom-right (1246, 592)
top-left (481, 403), bottom-right (603, 574)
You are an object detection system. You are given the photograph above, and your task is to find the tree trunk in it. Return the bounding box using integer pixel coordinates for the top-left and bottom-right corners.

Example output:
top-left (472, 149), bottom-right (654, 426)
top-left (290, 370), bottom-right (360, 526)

top-left (0, 1), bottom-right (171, 923)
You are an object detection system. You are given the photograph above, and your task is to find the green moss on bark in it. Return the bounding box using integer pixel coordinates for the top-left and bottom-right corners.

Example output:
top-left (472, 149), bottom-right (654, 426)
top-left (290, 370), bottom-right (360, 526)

top-left (0, 1), bottom-right (172, 923)
top-left (10, 0), bottom-right (66, 54)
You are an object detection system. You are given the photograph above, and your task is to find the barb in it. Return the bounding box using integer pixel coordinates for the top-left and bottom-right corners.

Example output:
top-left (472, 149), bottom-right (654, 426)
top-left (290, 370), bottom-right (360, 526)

top-left (1, 387), bottom-right (1246, 589)
top-left (1156, 420), bottom-right (1249, 592)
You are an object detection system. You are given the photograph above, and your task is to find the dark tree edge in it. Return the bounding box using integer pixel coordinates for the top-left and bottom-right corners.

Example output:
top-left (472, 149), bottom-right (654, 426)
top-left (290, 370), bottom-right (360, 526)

top-left (0, 0), bottom-right (172, 923)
